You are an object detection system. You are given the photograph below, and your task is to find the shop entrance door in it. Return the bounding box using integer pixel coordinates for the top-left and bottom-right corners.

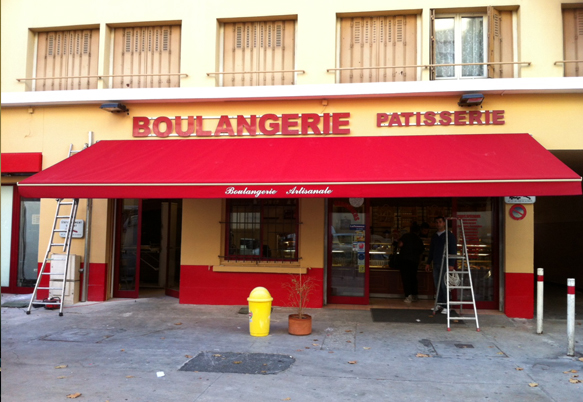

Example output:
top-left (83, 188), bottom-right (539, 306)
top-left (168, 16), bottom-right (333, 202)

top-left (327, 199), bottom-right (369, 305)
top-left (113, 199), bottom-right (182, 298)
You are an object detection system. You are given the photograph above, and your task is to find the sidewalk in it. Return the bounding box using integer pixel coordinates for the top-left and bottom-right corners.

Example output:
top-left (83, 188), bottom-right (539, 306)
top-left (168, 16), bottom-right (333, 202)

top-left (1, 292), bottom-right (582, 402)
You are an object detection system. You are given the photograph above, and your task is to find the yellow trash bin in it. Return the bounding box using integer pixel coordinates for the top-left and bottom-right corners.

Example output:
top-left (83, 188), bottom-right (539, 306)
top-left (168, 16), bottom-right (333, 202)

top-left (247, 287), bottom-right (273, 337)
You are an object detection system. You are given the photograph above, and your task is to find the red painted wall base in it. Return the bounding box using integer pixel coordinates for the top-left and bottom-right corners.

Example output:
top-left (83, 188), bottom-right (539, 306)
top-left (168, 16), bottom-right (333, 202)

top-left (505, 272), bottom-right (534, 319)
top-left (84, 263), bottom-right (108, 302)
top-left (180, 265), bottom-right (324, 308)
top-left (36, 262), bottom-right (108, 302)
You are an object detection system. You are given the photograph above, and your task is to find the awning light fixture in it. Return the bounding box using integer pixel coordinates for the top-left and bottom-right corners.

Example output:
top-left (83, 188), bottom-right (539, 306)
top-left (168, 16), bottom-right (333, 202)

top-left (458, 93), bottom-right (484, 107)
top-left (100, 103), bottom-right (129, 114)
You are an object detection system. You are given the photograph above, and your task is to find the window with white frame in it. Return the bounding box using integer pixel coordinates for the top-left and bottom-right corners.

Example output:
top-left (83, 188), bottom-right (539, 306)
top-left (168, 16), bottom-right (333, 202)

top-left (431, 7), bottom-right (515, 80)
top-left (434, 14), bottom-right (487, 79)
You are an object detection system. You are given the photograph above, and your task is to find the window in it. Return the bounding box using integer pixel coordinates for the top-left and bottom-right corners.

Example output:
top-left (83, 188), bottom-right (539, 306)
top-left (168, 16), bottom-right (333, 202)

top-left (431, 7), bottom-right (514, 79)
top-left (112, 25), bottom-right (181, 88)
top-left (562, 8), bottom-right (583, 77)
top-left (226, 199), bottom-right (298, 262)
top-left (434, 14), bottom-right (486, 79)
top-left (222, 20), bottom-right (295, 86)
top-left (339, 15), bottom-right (418, 83)
top-left (35, 29), bottom-right (99, 91)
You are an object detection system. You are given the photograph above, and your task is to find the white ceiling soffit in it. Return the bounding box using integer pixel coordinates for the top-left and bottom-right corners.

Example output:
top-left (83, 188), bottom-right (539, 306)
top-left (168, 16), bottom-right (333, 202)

top-left (2, 77), bottom-right (583, 107)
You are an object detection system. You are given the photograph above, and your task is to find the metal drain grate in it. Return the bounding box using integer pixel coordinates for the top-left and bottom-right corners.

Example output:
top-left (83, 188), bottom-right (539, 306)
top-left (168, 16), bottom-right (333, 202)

top-left (179, 352), bottom-right (295, 375)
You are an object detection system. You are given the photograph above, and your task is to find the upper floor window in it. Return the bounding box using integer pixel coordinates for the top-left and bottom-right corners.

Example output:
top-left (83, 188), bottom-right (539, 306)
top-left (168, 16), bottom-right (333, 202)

top-left (339, 15), bottom-right (418, 83)
top-left (431, 7), bottom-right (514, 79)
top-left (222, 20), bottom-right (296, 86)
top-left (112, 25), bottom-right (181, 88)
top-left (434, 14), bottom-right (486, 79)
top-left (562, 8), bottom-right (583, 77)
top-left (226, 199), bottom-right (298, 262)
top-left (35, 29), bottom-right (99, 91)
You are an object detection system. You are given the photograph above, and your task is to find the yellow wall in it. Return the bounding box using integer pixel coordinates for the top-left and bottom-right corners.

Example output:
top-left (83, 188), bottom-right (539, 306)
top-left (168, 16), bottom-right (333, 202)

top-left (2, 95), bottom-right (582, 157)
top-left (504, 204), bottom-right (534, 274)
top-left (181, 198), bottom-right (325, 270)
top-left (3, 0), bottom-right (582, 92)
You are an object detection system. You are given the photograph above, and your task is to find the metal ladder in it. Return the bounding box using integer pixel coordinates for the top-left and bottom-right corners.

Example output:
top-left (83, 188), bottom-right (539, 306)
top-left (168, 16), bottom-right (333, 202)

top-left (434, 217), bottom-right (480, 331)
top-left (26, 198), bottom-right (79, 316)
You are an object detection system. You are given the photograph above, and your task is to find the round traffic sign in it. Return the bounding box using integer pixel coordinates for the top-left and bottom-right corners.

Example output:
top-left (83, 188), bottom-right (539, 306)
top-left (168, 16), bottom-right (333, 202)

top-left (509, 204), bottom-right (527, 220)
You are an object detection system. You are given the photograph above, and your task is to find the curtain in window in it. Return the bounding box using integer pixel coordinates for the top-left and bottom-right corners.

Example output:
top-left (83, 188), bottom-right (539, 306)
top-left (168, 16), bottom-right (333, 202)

top-left (435, 18), bottom-right (455, 78)
top-left (461, 17), bottom-right (484, 77)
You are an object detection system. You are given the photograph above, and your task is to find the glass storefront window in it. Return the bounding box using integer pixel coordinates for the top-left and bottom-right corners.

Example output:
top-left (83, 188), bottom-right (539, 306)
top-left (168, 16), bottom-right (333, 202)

top-left (1, 186), bottom-right (14, 287)
top-left (367, 197), bottom-right (496, 305)
top-left (18, 198), bottom-right (40, 287)
top-left (226, 199), bottom-right (298, 261)
top-left (456, 198), bottom-right (495, 302)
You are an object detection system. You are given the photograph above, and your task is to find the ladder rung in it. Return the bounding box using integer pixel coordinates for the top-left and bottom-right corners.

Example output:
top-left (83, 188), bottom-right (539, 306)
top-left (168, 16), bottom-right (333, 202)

top-left (58, 202), bottom-right (74, 205)
top-left (50, 243), bottom-right (66, 247)
top-left (32, 300), bottom-right (62, 305)
top-left (37, 287), bottom-right (63, 290)
top-left (448, 255), bottom-right (466, 260)
top-left (53, 229), bottom-right (68, 233)
top-left (448, 301), bottom-right (476, 305)
top-left (56, 215), bottom-right (71, 218)
top-left (449, 285), bottom-right (473, 289)
top-left (449, 316), bottom-right (477, 320)
top-left (41, 272), bottom-right (65, 276)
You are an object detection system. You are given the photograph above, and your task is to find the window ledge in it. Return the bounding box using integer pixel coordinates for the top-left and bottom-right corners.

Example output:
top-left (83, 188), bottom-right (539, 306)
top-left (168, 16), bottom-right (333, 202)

top-left (213, 265), bottom-right (307, 274)
top-left (3, 77), bottom-right (583, 108)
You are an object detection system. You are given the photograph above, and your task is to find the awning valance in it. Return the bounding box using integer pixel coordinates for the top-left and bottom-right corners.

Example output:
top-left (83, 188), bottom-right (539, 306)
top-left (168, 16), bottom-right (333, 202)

top-left (17, 134), bottom-right (582, 199)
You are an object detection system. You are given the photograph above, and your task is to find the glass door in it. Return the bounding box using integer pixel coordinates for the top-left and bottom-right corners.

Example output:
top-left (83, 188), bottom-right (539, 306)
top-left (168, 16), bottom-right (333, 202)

top-left (113, 199), bottom-right (141, 298)
top-left (113, 199), bottom-right (182, 298)
top-left (327, 199), bottom-right (369, 304)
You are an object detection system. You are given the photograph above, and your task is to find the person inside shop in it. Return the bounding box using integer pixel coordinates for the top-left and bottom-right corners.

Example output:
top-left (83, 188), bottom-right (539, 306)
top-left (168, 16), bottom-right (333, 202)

top-left (419, 222), bottom-right (430, 238)
top-left (398, 222), bottom-right (425, 303)
top-left (425, 216), bottom-right (457, 314)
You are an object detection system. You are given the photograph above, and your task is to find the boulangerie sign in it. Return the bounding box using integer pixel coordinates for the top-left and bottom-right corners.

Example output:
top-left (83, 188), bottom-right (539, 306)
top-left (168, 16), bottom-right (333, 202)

top-left (133, 113), bottom-right (351, 137)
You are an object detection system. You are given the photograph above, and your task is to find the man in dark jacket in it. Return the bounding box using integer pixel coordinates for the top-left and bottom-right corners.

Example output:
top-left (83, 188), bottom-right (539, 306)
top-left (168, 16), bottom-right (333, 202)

top-left (425, 216), bottom-right (457, 314)
top-left (398, 223), bottom-right (425, 303)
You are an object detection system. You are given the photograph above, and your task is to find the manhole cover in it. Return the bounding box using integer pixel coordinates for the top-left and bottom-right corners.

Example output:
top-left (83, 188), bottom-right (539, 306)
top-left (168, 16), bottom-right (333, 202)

top-left (179, 352), bottom-right (295, 375)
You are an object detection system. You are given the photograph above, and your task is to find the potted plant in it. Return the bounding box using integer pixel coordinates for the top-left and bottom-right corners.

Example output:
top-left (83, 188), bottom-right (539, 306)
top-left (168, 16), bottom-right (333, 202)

top-left (283, 272), bottom-right (314, 336)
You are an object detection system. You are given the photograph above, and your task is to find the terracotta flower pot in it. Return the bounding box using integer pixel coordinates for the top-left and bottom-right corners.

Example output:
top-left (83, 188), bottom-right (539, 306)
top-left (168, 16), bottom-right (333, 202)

top-left (288, 313), bottom-right (312, 336)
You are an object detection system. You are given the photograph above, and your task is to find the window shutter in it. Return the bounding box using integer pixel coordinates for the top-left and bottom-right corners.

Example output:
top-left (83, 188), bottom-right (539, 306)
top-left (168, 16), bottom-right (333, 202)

top-left (223, 20), bottom-right (295, 86)
top-left (563, 8), bottom-right (583, 77)
top-left (35, 29), bottom-right (99, 91)
top-left (429, 9), bottom-right (436, 80)
top-left (488, 7), bottom-right (514, 78)
top-left (113, 25), bottom-right (181, 88)
top-left (339, 15), bottom-right (417, 83)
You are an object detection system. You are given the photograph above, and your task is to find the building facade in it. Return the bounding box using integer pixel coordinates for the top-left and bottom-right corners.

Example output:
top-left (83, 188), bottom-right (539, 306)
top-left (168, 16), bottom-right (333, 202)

top-left (2, 0), bottom-right (582, 318)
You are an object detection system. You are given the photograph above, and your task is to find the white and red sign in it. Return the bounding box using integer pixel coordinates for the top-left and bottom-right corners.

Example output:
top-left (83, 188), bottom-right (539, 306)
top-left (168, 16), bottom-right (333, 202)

top-left (509, 204), bottom-right (527, 220)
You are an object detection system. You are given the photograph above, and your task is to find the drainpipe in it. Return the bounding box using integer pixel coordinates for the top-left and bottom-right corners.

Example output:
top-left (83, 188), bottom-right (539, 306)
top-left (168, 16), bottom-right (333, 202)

top-left (81, 131), bottom-right (93, 302)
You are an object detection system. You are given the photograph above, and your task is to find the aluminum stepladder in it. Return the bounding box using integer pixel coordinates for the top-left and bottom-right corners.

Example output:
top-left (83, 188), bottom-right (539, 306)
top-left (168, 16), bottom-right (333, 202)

top-left (26, 198), bottom-right (79, 316)
top-left (432, 217), bottom-right (480, 331)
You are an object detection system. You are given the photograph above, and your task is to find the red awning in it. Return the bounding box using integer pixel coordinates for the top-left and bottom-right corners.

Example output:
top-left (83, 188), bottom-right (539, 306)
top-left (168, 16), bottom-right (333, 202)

top-left (17, 134), bottom-right (582, 199)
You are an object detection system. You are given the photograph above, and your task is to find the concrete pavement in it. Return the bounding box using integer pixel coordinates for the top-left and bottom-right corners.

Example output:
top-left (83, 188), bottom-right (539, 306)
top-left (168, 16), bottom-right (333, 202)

top-left (1, 292), bottom-right (582, 402)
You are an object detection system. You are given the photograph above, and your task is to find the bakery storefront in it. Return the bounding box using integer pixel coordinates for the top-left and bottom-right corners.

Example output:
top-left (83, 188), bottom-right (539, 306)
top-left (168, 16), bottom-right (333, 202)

top-left (14, 104), bottom-right (582, 318)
